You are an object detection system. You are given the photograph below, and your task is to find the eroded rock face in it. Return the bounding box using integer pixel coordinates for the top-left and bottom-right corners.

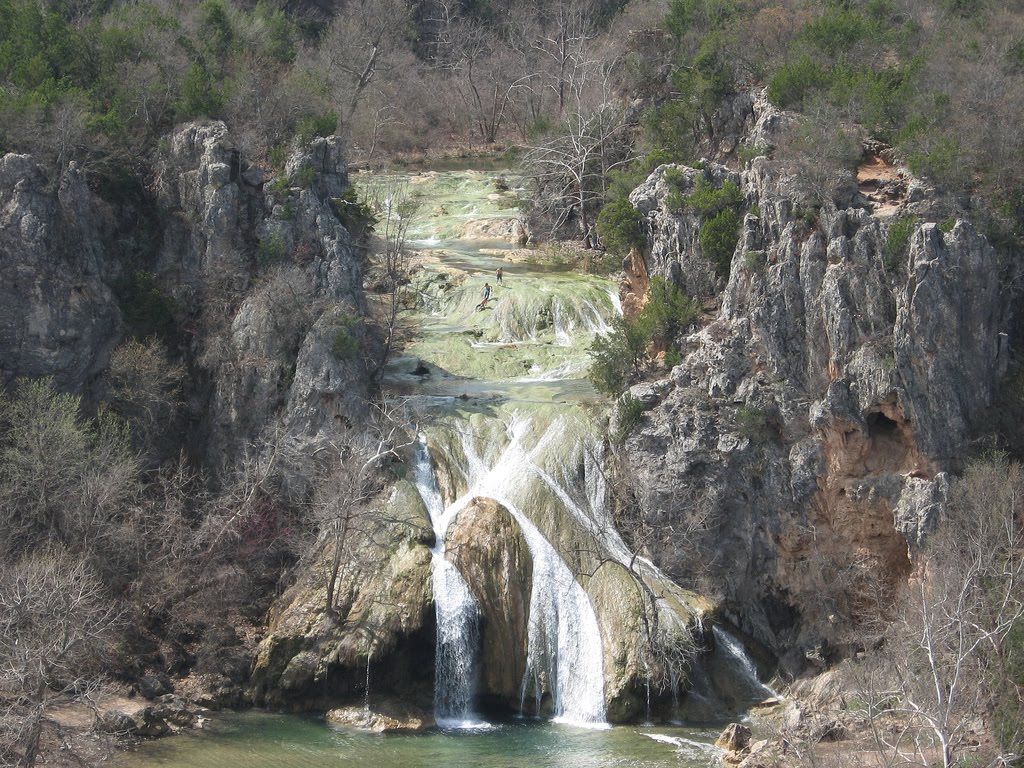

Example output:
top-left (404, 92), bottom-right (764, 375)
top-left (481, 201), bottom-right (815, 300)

top-left (151, 122), bottom-right (368, 466)
top-left (621, 95), bottom-right (1010, 670)
top-left (0, 156), bottom-right (120, 391)
top-left (444, 497), bottom-right (532, 706)
top-left (250, 480), bottom-right (435, 710)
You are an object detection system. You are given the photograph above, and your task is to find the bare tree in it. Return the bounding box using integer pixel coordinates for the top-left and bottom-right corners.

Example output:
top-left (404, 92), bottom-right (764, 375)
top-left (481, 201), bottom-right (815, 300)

top-left (316, 0), bottom-right (414, 137)
top-left (310, 402), bottom-right (416, 616)
top-left (524, 32), bottom-right (635, 241)
top-left (362, 178), bottom-right (418, 379)
top-left (851, 457), bottom-right (1024, 768)
top-left (0, 552), bottom-right (121, 768)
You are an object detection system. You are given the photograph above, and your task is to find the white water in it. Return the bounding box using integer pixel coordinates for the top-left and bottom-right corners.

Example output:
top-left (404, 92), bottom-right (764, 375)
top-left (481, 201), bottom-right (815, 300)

top-left (450, 415), bottom-right (608, 726)
top-left (712, 626), bottom-right (780, 701)
top-left (413, 438), bottom-right (486, 727)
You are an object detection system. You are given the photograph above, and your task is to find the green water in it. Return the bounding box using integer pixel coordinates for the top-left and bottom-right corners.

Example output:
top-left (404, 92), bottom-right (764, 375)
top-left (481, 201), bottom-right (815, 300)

top-left (119, 712), bottom-right (725, 768)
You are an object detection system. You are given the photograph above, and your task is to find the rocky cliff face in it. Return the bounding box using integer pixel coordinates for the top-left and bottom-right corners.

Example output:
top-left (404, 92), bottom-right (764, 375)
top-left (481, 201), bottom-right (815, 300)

top-left (0, 120), bottom-right (369, 467)
top-left (0, 155), bottom-right (121, 391)
top-left (621, 93), bottom-right (1011, 674)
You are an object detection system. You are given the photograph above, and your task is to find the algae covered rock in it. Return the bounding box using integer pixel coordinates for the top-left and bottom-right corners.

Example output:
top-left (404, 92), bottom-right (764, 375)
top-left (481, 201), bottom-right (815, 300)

top-left (327, 699), bottom-right (434, 733)
top-left (250, 479), bottom-right (434, 710)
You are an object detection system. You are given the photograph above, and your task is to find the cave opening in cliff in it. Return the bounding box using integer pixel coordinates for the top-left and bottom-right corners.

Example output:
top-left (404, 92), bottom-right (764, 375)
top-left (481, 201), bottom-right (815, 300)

top-left (865, 410), bottom-right (899, 437)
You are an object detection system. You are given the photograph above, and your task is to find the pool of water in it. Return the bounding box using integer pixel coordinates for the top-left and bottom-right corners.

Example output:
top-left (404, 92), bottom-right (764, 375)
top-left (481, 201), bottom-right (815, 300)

top-left (117, 712), bottom-right (725, 768)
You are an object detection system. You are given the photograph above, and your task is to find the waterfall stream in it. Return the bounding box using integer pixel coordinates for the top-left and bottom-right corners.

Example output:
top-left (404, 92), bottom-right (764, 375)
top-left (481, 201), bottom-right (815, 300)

top-left (413, 437), bottom-right (485, 727)
top-left (372, 168), bottom-right (765, 729)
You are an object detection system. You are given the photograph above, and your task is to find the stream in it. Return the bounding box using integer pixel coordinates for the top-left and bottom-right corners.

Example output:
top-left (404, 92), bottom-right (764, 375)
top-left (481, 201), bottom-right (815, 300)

top-left (116, 169), bottom-right (762, 767)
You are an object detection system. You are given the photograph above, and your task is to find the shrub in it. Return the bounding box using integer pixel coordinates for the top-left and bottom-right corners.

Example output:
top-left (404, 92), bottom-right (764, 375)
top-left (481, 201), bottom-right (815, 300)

top-left (640, 276), bottom-right (701, 344)
top-left (257, 231), bottom-right (287, 268)
top-left (767, 55), bottom-right (831, 109)
top-left (589, 316), bottom-right (649, 395)
top-left (700, 208), bottom-right (741, 278)
top-left (112, 271), bottom-right (177, 341)
top-left (596, 198), bottom-right (645, 255)
top-left (884, 216), bottom-right (917, 273)
top-left (174, 62), bottom-right (225, 120)
top-left (294, 164), bottom-right (316, 189)
top-left (331, 188), bottom-right (377, 238)
top-left (685, 177), bottom-right (744, 218)
top-left (331, 324), bottom-right (360, 360)
top-left (296, 112), bottom-right (337, 145)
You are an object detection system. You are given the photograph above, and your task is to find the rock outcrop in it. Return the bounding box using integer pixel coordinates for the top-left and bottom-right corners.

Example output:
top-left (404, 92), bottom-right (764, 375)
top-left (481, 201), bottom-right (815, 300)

top-left (0, 156), bottom-right (121, 391)
top-left (445, 497), bottom-right (533, 706)
top-left (249, 480), bottom-right (435, 710)
top-left (621, 93), bottom-right (1011, 672)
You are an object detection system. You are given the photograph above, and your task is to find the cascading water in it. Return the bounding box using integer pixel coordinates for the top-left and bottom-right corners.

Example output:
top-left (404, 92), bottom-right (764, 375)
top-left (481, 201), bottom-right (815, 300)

top-left (375, 168), bottom-right (767, 733)
top-left (712, 625), bottom-right (780, 701)
top-left (413, 437), bottom-right (485, 726)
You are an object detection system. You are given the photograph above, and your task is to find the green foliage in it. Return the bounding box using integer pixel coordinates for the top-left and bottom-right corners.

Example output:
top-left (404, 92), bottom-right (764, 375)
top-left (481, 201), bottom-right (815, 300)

top-left (331, 188), bottom-right (377, 237)
top-left (296, 111), bottom-right (337, 145)
top-left (700, 209), bottom-right (741, 278)
top-left (588, 279), bottom-right (700, 395)
top-left (664, 346), bottom-right (682, 368)
top-left (257, 230), bottom-right (287, 268)
top-left (596, 198), bottom-right (645, 255)
top-left (589, 316), bottom-right (648, 395)
top-left (294, 164), bottom-right (316, 189)
top-left (201, 0), bottom-right (233, 57)
top-left (884, 216), bottom-right (917, 273)
top-left (685, 177), bottom-right (743, 218)
top-left (254, 1), bottom-right (296, 63)
top-left (767, 55), bottom-right (831, 109)
top-left (665, 0), bottom-right (737, 38)
top-left (175, 62), bottom-right (225, 120)
top-left (639, 276), bottom-right (701, 343)
top-left (331, 319), bottom-right (361, 361)
top-left (112, 271), bottom-right (177, 341)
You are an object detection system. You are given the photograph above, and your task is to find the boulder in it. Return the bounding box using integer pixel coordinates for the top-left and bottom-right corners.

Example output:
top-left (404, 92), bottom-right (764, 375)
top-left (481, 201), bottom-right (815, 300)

top-left (326, 699), bottom-right (434, 733)
top-left (716, 722), bottom-right (752, 751)
top-left (445, 497), bottom-right (532, 705)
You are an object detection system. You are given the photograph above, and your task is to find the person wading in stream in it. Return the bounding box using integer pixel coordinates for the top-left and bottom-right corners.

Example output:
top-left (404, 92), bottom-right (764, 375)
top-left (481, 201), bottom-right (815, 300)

top-left (495, 266), bottom-right (503, 285)
top-left (476, 282), bottom-right (492, 311)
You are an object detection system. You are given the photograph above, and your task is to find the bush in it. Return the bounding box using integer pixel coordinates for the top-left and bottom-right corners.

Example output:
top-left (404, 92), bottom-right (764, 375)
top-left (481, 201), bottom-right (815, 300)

top-left (257, 231), bottom-right (287, 268)
top-left (112, 271), bottom-right (177, 341)
top-left (296, 112), bottom-right (337, 145)
top-left (767, 55), bottom-right (831, 109)
top-left (884, 216), bottom-right (917, 273)
top-left (589, 316), bottom-right (649, 395)
top-left (700, 208), bottom-right (741, 278)
top-left (639, 276), bottom-right (701, 344)
top-left (331, 188), bottom-right (377, 238)
top-left (596, 198), bottom-right (645, 255)
top-left (331, 325), bottom-right (360, 361)
top-left (685, 176), bottom-right (744, 218)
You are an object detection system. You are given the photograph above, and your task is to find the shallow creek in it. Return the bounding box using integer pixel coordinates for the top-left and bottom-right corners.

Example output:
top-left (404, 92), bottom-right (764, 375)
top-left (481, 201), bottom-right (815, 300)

top-left (117, 169), bottom-right (740, 767)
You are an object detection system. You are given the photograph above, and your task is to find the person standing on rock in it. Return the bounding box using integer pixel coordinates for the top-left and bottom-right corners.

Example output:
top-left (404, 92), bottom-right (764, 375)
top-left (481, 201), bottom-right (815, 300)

top-left (495, 266), bottom-right (503, 285)
top-left (476, 282), bottom-right (492, 311)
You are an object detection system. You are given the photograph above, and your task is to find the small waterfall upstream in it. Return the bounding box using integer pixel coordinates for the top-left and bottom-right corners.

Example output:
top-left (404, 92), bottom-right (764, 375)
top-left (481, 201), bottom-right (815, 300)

top-left (413, 438), bottom-right (485, 727)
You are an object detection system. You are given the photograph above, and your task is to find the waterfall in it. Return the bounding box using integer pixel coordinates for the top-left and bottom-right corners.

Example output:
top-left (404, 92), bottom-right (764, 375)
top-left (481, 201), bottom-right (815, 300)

top-left (413, 438), bottom-right (484, 727)
top-left (552, 300), bottom-right (573, 347)
top-left (455, 416), bottom-right (608, 726)
top-left (712, 626), bottom-right (779, 701)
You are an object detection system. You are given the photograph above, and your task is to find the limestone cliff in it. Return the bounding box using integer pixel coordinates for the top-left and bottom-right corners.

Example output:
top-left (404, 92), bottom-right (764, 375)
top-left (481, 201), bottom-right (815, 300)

top-left (0, 121), bottom-right (369, 465)
top-left (620, 93), bottom-right (1011, 675)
